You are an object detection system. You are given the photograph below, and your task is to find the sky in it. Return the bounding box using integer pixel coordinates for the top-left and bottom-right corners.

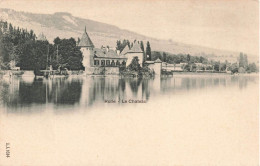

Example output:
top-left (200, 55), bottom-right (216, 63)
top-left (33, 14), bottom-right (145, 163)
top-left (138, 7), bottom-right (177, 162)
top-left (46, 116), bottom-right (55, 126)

top-left (0, 0), bottom-right (259, 55)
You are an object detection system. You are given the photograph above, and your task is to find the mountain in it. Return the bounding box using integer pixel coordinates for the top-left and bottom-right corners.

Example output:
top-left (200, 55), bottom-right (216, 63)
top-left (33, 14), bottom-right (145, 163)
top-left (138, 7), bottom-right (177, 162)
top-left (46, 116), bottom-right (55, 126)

top-left (0, 8), bottom-right (257, 62)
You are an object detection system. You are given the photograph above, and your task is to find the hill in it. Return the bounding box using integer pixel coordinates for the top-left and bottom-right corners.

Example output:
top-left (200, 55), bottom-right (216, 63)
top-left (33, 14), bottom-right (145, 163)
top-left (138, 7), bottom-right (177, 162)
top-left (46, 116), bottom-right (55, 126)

top-left (0, 8), bottom-right (257, 62)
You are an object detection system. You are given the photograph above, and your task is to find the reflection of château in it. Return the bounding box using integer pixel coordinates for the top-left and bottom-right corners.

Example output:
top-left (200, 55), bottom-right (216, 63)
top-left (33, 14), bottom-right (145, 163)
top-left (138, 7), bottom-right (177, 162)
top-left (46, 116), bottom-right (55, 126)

top-left (0, 76), bottom-right (253, 112)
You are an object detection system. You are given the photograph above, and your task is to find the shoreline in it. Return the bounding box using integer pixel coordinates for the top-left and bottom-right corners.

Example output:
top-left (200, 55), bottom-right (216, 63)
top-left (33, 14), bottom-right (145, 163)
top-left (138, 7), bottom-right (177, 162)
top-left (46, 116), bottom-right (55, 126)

top-left (0, 70), bottom-right (258, 78)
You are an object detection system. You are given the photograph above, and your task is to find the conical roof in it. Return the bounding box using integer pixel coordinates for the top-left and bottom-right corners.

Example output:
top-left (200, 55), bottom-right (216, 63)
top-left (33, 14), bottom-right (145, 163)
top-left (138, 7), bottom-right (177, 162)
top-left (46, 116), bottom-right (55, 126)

top-left (78, 26), bottom-right (94, 47)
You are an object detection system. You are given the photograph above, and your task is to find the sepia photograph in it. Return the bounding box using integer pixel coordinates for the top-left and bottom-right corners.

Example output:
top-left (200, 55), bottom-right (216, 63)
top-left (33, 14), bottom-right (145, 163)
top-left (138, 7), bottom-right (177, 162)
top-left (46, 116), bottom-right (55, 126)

top-left (0, 0), bottom-right (259, 165)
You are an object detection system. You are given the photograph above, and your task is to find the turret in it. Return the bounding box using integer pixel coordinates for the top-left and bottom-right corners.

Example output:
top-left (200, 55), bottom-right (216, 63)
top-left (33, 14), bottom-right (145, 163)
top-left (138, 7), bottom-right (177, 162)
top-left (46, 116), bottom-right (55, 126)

top-left (78, 26), bottom-right (94, 69)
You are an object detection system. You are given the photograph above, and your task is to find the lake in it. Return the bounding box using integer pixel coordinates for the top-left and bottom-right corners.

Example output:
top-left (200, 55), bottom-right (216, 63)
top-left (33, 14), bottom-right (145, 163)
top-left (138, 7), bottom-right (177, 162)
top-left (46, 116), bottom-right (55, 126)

top-left (0, 74), bottom-right (258, 165)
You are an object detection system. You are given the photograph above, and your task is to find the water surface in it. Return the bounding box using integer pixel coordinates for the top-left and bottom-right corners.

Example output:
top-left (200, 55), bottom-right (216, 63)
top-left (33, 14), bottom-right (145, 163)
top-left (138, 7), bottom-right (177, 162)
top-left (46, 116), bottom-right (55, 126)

top-left (0, 74), bottom-right (258, 165)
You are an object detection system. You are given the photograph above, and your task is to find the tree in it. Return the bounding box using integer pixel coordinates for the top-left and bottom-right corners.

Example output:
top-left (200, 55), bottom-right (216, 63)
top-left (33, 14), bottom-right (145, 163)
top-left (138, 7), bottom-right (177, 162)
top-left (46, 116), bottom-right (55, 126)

top-left (219, 63), bottom-right (227, 71)
top-left (206, 65), bottom-right (213, 70)
top-left (29, 30), bottom-right (36, 40)
top-left (140, 41), bottom-right (145, 63)
top-left (244, 54), bottom-right (248, 67)
top-left (192, 64), bottom-right (197, 71)
top-left (163, 52), bottom-right (167, 62)
top-left (230, 63), bottom-right (239, 74)
top-left (183, 64), bottom-right (190, 72)
top-left (0, 21), bottom-right (40, 70)
top-left (9, 23), bottom-right (13, 34)
top-left (9, 46), bottom-right (22, 67)
top-left (239, 53), bottom-right (244, 67)
top-left (0, 39), bottom-right (10, 69)
top-left (248, 63), bottom-right (257, 73)
top-left (54, 37), bottom-right (61, 45)
top-left (77, 37), bottom-right (80, 45)
top-left (146, 41), bottom-right (151, 61)
top-left (140, 41), bottom-right (144, 52)
top-left (151, 51), bottom-right (162, 61)
top-left (116, 40), bottom-right (122, 51)
top-left (213, 61), bottom-right (220, 72)
top-left (199, 56), bottom-right (204, 63)
top-left (127, 56), bottom-right (141, 71)
top-left (18, 40), bottom-right (35, 70)
top-left (238, 67), bottom-right (246, 73)
top-left (32, 40), bottom-right (50, 72)
top-left (187, 54), bottom-right (191, 63)
top-left (51, 38), bottom-right (83, 70)
top-left (116, 39), bottom-right (131, 52)
top-left (238, 52), bottom-right (248, 69)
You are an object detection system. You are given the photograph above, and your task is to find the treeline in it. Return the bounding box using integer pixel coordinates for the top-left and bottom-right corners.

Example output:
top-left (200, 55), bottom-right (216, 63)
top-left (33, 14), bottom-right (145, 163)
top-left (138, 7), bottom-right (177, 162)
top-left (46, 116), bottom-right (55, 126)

top-left (0, 21), bottom-right (36, 69)
top-left (116, 39), bottom-right (131, 52)
top-left (1, 21), bottom-right (257, 74)
top-left (0, 21), bottom-right (83, 72)
top-left (236, 53), bottom-right (257, 73)
top-left (152, 51), bottom-right (208, 64)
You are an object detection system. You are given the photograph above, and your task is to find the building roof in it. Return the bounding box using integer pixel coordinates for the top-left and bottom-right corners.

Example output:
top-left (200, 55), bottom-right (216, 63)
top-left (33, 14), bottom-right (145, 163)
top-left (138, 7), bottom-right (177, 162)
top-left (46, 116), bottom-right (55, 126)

top-left (121, 45), bottom-right (130, 55)
top-left (37, 32), bottom-right (47, 41)
top-left (127, 42), bottom-right (143, 53)
top-left (78, 26), bottom-right (94, 47)
top-left (154, 58), bottom-right (162, 63)
top-left (120, 42), bottom-right (143, 55)
top-left (94, 48), bottom-right (126, 59)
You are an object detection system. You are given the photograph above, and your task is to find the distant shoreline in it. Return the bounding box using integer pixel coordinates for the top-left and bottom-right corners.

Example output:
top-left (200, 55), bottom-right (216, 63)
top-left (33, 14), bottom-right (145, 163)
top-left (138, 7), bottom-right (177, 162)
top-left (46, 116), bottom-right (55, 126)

top-left (170, 72), bottom-right (259, 77)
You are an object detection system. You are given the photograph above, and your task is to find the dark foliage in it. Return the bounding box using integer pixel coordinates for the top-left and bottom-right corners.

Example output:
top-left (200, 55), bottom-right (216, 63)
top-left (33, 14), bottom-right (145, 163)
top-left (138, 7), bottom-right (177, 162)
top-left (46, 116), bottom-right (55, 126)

top-left (0, 21), bottom-right (83, 71)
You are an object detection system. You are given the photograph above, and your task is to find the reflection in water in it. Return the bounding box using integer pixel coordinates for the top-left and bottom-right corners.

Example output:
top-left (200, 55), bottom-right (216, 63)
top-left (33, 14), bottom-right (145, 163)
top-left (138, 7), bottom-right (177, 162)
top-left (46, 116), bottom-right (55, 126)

top-left (0, 75), bottom-right (258, 111)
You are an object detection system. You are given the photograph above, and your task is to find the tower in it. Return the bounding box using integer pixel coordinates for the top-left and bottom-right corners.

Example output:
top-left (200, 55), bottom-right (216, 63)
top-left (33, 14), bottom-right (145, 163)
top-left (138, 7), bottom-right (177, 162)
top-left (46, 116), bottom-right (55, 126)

top-left (78, 26), bottom-right (94, 70)
top-left (154, 58), bottom-right (162, 76)
top-left (121, 41), bottom-right (144, 67)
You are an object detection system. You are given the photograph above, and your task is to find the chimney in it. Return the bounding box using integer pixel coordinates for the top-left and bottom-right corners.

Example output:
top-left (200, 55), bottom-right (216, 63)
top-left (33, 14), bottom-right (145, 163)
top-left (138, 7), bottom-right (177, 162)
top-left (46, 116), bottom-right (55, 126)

top-left (106, 46), bottom-right (109, 52)
top-left (117, 50), bottom-right (120, 55)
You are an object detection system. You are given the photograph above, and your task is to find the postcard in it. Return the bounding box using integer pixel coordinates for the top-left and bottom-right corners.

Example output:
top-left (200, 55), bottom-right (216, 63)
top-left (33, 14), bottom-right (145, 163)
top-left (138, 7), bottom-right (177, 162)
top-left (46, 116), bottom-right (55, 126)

top-left (0, 0), bottom-right (259, 165)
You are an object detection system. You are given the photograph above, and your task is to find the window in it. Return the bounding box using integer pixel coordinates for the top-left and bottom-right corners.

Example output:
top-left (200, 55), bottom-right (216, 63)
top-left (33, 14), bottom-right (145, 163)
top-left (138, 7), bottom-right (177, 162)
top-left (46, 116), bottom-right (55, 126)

top-left (94, 60), bottom-right (100, 66)
top-left (116, 60), bottom-right (120, 66)
top-left (111, 60), bottom-right (115, 66)
top-left (122, 61), bottom-right (126, 66)
top-left (101, 60), bottom-right (105, 66)
top-left (106, 60), bottom-right (110, 66)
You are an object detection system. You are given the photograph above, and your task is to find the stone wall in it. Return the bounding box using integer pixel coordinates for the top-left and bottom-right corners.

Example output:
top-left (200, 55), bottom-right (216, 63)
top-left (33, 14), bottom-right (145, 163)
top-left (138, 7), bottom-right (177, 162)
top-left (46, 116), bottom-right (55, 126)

top-left (105, 67), bottom-right (119, 75)
top-left (85, 67), bottom-right (119, 75)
